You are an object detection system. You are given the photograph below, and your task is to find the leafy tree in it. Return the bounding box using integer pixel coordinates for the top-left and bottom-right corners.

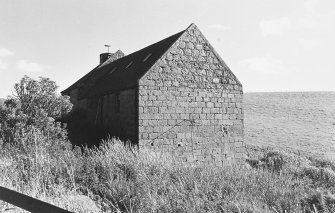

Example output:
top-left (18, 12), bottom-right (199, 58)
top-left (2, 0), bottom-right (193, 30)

top-left (0, 75), bottom-right (72, 146)
top-left (13, 75), bottom-right (72, 121)
top-left (0, 98), bottom-right (5, 106)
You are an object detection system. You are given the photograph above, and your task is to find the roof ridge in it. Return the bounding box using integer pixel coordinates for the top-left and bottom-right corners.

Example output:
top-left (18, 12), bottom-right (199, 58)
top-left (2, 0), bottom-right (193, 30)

top-left (62, 24), bottom-right (195, 97)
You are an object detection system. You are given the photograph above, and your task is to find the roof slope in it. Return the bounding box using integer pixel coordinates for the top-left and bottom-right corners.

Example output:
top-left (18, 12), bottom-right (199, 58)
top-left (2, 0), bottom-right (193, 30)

top-left (62, 29), bottom-right (185, 99)
top-left (62, 50), bottom-right (125, 95)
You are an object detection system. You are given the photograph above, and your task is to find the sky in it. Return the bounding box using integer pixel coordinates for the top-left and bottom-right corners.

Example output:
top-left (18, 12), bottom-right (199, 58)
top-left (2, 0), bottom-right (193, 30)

top-left (0, 0), bottom-right (334, 98)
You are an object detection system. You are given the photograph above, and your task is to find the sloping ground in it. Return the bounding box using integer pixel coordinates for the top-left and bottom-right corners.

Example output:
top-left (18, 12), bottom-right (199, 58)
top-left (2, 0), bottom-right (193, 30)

top-left (244, 92), bottom-right (335, 160)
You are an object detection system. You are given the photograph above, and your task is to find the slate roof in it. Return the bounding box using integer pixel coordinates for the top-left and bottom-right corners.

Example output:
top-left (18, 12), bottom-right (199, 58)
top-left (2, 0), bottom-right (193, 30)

top-left (62, 50), bottom-right (125, 95)
top-left (62, 29), bottom-right (185, 99)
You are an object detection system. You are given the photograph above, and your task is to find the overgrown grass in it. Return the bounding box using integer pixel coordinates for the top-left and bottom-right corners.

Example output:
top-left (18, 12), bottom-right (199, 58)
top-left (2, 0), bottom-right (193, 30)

top-left (1, 131), bottom-right (335, 212)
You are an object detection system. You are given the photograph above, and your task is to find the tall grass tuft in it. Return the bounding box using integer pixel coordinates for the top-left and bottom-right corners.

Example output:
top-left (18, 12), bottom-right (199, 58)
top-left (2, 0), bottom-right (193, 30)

top-left (2, 133), bottom-right (335, 212)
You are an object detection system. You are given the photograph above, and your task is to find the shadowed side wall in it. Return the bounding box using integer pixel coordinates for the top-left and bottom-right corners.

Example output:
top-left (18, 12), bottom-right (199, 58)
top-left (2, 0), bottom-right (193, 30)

top-left (138, 25), bottom-right (244, 164)
top-left (65, 88), bottom-right (137, 144)
top-left (69, 89), bottom-right (79, 107)
top-left (100, 89), bottom-right (137, 142)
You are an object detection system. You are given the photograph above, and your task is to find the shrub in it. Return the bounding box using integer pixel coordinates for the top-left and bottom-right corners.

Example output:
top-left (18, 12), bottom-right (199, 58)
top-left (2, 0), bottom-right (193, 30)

top-left (0, 75), bottom-right (72, 147)
top-left (298, 165), bottom-right (335, 188)
top-left (13, 75), bottom-right (72, 119)
top-left (260, 151), bottom-right (285, 172)
top-left (301, 190), bottom-right (335, 213)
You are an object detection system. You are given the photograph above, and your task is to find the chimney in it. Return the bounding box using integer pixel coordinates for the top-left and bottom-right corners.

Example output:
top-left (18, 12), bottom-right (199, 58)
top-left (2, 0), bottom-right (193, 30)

top-left (99, 50), bottom-right (125, 64)
top-left (100, 53), bottom-right (112, 64)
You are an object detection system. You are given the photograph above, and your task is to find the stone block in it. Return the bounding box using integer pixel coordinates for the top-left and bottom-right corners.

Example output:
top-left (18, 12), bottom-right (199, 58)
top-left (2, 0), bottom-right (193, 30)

top-left (215, 114), bottom-right (222, 120)
top-left (187, 42), bottom-right (194, 49)
top-left (177, 133), bottom-right (186, 139)
top-left (214, 102), bottom-right (221, 107)
top-left (206, 114), bottom-right (214, 119)
top-left (168, 119), bottom-right (177, 125)
top-left (203, 97), bottom-right (210, 102)
top-left (166, 132), bottom-right (177, 139)
top-left (180, 113), bottom-right (190, 119)
top-left (212, 78), bottom-right (220, 84)
top-left (153, 126), bottom-right (162, 133)
top-left (235, 142), bottom-right (243, 148)
top-left (227, 108), bottom-right (234, 114)
top-left (184, 108), bottom-right (195, 113)
top-left (229, 114), bottom-right (236, 119)
top-left (151, 114), bottom-right (163, 119)
top-left (140, 113), bottom-right (151, 119)
top-left (210, 108), bottom-right (220, 114)
top-left (194, 107), bottom-right (202, 113)
top-left (228, 94), bottom-right (234, 98)
top-left (196, 44), bottom-right (203, 50)
top-left (158, 120), bottom-right (167, 126)
top-left (207, 102), bottom-right (214, 108)
top-left (141, 133), bottom-right (149, 140)
top-left (176, 107), bottom-right (184, 113)
top-left (171, 114), bottom-right (180, 119)
top-left (228, 102), bottom-right (236, 107)
top-left (179, 41), bottom-right (186, 48)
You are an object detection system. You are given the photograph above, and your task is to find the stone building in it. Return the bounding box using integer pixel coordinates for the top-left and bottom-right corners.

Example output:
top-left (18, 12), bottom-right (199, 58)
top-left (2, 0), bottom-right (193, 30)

top-left (62, 23), bottom-right (244, 164)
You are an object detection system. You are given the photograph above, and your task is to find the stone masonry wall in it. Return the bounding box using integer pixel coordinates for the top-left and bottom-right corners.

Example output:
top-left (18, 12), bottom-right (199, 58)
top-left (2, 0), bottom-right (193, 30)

top-left (138, 25), bottom-right (244, 164)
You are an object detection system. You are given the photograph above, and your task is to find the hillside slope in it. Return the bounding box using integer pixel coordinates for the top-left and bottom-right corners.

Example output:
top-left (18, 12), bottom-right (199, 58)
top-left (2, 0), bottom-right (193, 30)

top-left (244, 92), bottom-right (335, 160)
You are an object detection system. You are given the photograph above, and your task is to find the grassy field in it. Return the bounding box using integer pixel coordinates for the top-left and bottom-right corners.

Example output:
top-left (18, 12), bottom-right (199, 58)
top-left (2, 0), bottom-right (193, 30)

top-left (245, 92), bottom-right (335, 160)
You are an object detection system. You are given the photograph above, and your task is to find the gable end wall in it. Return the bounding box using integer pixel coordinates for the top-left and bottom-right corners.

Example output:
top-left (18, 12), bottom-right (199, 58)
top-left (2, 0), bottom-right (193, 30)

top-left (138, 26), bottom-right (244, 164)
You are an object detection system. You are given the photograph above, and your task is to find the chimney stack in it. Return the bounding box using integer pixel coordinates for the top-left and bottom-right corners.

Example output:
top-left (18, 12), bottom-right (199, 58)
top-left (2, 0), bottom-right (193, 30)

top-left (99, 50), bottom-right (125, 64)
top-left (100, 53), bottom-right (112, 64)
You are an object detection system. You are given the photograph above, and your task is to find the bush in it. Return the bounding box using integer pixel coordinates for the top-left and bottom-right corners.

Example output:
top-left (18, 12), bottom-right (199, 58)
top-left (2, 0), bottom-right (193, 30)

top-left (246, 150), bottom-right (285, 172)
top-left (260, 151), bottom-right (285, 172)
top-left (297, 166), bottom-right (335, 188)
top-left (301, 190), bottom-right (335, 213)
top-left (0, 75), bottom-right (72, 147)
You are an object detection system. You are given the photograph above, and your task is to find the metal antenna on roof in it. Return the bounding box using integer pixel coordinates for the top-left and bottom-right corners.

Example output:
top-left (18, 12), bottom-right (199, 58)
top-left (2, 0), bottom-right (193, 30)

top-left (104, 44), bottom-right (111, 53)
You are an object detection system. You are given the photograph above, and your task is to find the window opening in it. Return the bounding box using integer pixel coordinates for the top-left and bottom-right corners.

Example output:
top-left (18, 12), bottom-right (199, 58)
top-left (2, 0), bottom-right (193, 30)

top-left (109, 67), bottom-right (117, 74)
top-left (126, 61), bottom-right (133, 69)
top-left (143, 53), bottom-right (152, 62)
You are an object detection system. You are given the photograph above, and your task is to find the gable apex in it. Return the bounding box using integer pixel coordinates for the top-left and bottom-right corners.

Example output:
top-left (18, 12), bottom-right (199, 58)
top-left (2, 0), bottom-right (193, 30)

top-left (141, 23), bottom-right (242, 87)
top-left (186, 23), bottom-right (197, 30)
top-left (182, 23), bottom-right (202, 38)
top-left (184, 23), bottom-right (242, 86)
